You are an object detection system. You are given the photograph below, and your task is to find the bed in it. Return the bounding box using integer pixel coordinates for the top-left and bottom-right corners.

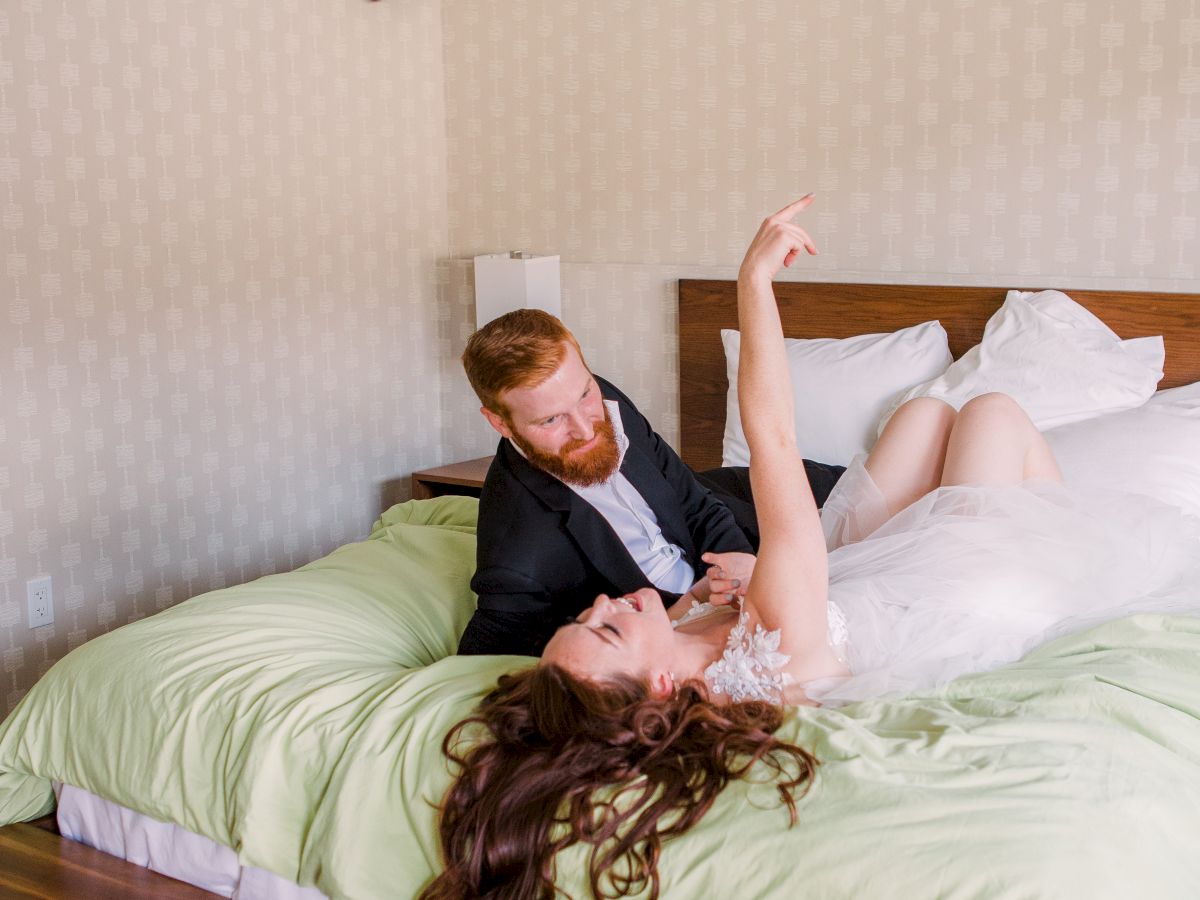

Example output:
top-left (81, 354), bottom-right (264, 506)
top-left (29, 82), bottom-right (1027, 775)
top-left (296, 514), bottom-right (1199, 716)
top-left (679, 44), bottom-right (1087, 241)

top-left (3, 280), bottom-right (1200, 899)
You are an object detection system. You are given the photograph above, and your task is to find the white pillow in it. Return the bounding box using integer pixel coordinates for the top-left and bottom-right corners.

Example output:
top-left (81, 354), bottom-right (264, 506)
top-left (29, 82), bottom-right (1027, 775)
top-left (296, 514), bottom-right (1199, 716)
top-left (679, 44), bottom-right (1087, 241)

top-left (1043, 381), bottom-right (1200, 519)
top-left (879, 290), bottom-right (1164, 434)
top-left (721, 321), bottom-right (952, 466)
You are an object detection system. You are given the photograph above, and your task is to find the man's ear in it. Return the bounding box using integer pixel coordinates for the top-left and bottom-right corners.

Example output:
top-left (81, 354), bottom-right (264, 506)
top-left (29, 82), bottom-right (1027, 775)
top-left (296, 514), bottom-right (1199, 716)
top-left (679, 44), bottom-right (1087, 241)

top-left (481, 406), bottom-right (513, 439)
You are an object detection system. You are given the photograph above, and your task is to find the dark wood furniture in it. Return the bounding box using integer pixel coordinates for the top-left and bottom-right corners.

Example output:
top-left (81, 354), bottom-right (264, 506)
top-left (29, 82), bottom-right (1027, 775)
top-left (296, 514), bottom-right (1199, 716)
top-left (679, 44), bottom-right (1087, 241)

top-left (678, 280), bottom-right (1200, 471)
top-left (0, 822), bottom-right (219, 899)
top-left (411, 455), bottom-right (493, 500)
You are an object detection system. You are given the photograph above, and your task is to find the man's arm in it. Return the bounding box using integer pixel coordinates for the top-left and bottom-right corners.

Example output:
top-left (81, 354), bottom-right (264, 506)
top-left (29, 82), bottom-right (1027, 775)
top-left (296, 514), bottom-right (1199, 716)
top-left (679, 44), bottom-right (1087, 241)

top-left (460, 565), bottom-right (564, 656)
top-left (457, 606), bottom-right (557, 656)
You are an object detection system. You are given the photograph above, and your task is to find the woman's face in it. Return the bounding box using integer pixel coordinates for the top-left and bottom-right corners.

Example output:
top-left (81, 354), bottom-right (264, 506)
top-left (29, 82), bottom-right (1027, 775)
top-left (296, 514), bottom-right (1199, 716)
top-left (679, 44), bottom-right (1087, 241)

top-left (541, 588), bottom-right (676, 689)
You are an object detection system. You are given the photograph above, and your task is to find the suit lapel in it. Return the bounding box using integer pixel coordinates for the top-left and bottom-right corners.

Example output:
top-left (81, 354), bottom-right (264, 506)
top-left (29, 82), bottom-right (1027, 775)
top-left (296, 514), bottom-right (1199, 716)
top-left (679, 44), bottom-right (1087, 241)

top-left (563, 503), bottom-right (648, 591)
top-left (501, 441), bottom-right (649, 591)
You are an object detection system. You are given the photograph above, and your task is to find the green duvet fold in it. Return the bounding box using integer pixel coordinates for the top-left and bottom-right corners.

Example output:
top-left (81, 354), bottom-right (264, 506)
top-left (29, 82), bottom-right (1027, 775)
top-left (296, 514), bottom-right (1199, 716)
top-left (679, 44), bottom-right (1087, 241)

top-left (2, 496), bottom-right (1200, 899)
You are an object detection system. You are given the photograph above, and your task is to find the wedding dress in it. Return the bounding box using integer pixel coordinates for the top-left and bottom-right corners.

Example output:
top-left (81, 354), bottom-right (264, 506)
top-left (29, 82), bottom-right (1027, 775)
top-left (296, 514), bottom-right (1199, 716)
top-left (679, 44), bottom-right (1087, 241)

top-left (685, 458), bottom-right (1200, 707)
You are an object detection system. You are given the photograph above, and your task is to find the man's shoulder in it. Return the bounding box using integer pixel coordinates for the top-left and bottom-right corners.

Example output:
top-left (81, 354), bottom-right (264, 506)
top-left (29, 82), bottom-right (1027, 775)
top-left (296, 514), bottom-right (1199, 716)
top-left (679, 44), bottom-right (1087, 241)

top-left (475, 491), bottom-right (561, 570)
top-left (593, 374), bottom-right (656, 448)
top-left (594, 374), bottom-right (638, 410)
top-left (477, 444), bottom-right (568, 533)
top-left (474, 453), bottom-right (586, 583)
top-left (479, 448), bottom-right (541, 511)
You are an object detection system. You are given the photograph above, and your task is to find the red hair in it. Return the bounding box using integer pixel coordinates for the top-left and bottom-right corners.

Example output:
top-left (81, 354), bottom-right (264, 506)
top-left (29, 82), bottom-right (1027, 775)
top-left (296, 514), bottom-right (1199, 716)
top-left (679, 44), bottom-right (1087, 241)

top-left (462, 309), bottom-right (585, 415)
top-left (420, 665), bottom-right (817, 899)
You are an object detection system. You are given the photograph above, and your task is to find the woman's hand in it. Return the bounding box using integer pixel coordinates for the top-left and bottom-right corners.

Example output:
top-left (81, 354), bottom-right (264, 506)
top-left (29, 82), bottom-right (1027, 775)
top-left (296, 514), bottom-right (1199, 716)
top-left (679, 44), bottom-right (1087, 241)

top-left (701, 551), bottom-right (757, 605)
top-left (738, 194), bottom-right (819, 288)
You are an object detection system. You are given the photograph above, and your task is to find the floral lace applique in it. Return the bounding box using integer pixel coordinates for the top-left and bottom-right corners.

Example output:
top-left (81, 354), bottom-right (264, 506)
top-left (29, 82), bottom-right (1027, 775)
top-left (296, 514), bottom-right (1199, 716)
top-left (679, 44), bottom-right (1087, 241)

top-left (674, 599), bottom-right (851, 702)
top-left (671, 599), bottom-right (720, 629)
top-left (703, 608), bottom-right (794, 704)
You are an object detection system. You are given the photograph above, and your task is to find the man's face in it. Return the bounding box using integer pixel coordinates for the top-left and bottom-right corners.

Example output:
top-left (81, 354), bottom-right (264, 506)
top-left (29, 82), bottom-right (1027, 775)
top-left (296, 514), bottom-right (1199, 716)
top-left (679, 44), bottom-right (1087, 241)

top-left (483, 343), bottom-right (620, 487)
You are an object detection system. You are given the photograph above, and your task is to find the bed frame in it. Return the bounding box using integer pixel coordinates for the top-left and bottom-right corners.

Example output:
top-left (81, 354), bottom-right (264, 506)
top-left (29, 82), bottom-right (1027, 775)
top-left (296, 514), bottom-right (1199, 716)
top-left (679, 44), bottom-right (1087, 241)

top-left (677, 279), bottom-right (1200, 472)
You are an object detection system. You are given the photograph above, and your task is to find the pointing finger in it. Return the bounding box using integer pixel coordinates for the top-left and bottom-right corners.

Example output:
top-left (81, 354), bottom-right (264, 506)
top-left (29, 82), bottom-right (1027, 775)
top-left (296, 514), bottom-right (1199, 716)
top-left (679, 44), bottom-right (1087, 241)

top-left (770, 193), bottom-right (815, 223)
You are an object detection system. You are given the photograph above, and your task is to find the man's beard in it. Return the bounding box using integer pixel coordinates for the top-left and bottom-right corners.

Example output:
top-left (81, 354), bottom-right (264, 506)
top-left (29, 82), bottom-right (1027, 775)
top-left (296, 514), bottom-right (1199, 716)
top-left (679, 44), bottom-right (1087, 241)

top-left (511, 411), bottom-right (621, 488)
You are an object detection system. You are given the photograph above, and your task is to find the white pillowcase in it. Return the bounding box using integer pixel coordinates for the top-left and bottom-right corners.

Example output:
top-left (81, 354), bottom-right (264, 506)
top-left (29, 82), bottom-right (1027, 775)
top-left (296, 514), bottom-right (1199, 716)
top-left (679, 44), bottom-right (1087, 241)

top-left (879, 290), bottom-right (1165, 435)
top-left (721, 321), bottom-right (953, 467)
top-left (1043, 381), bottom-right (1200, 520)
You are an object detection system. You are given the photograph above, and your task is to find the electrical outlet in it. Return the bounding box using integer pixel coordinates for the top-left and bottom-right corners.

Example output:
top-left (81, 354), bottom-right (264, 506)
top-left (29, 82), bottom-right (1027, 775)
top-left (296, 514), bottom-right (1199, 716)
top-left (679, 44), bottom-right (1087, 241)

top-left (27, 576), bottom-right (53, 628)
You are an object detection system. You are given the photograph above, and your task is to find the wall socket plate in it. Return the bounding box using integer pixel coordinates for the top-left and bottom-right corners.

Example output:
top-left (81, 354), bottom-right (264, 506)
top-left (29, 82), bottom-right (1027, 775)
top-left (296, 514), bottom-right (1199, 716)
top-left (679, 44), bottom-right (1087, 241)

top-left (27, 576), bottom-right (53, 628)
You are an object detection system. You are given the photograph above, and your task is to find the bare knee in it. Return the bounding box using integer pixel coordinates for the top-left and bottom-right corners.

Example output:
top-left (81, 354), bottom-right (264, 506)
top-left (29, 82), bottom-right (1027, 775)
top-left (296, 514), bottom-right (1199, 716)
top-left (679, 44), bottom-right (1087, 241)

top-left (868, 396), bottom-right (958, 513)
top-left (942, 392), bottom-right (1060, 485)
top-left (887, 396), bottom-right (957, 434)
top-left (956, 392), bottom-right (1030, 427)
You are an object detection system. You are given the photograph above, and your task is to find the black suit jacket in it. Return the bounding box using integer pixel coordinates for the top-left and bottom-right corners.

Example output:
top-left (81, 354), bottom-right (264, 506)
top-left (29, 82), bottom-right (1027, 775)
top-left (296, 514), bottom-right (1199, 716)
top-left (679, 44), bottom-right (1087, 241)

top-left (458, 376), bottom-right (753, 657)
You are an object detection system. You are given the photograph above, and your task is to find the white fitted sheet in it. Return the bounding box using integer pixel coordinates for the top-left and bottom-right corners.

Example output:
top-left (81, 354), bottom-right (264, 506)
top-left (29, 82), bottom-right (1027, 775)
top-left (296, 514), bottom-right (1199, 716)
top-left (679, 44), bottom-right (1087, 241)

top-left (54, 782), bottom-right (329, 900)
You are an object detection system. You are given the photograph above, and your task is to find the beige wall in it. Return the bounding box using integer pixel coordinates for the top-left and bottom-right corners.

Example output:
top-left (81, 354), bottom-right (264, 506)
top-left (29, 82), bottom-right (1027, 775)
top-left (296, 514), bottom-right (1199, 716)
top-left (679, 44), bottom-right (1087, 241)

top-left (440, 0), bottom-right (1200, 463)
top-left (1, 0), bottom-right (449, 714)
top-left (3, 1), bottom-right (1199, 716)
top-left (444, 0), bottom-right (1197, 282)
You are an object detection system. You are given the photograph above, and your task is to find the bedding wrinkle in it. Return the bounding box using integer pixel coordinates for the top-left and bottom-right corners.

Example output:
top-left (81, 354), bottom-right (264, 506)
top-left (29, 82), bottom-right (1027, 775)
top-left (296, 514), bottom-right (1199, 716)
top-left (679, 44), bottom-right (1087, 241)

top-left (2, 498), bottom-right (1200, 897)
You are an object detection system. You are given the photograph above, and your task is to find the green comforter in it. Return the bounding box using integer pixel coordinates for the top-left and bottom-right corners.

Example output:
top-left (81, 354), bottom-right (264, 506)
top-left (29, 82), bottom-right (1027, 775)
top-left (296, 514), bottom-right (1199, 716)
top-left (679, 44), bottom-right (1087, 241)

top-left (2, 496), bottom-right (1199, 898)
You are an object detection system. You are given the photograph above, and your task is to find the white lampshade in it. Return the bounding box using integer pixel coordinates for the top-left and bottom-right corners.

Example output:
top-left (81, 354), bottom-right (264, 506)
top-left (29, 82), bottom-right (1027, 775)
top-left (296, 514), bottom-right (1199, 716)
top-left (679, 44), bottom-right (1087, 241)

top-left (473, 251), bottom-right (562, 327)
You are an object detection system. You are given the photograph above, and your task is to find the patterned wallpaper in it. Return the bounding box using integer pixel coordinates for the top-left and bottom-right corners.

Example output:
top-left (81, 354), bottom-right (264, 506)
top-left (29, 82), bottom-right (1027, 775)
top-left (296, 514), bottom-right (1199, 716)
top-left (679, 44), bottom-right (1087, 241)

top-left (0, 0), bottom-right (449, 714)
top-left (4, 0), bottom-right (1200, 716)
top-left (444, 0), bottom-right (1198, 287)
top-left (440, 0), bottom-right (1200, 523)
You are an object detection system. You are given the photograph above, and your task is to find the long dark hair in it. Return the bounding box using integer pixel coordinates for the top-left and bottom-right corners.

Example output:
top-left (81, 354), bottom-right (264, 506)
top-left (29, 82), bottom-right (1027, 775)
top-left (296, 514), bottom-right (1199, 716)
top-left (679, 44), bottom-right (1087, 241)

top-left (420, 664), bottom-right (817, 900)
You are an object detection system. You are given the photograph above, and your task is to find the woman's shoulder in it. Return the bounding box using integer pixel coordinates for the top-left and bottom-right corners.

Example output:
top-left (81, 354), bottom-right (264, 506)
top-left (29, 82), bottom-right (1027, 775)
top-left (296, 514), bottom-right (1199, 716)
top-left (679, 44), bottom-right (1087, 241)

top-left (672, 599), bottom-right (737, 631)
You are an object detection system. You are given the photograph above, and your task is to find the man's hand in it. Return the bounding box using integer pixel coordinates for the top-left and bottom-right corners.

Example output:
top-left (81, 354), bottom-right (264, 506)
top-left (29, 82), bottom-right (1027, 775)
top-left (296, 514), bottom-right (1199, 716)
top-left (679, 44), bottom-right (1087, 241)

top-left (699, 551), bottom-right (756, 605)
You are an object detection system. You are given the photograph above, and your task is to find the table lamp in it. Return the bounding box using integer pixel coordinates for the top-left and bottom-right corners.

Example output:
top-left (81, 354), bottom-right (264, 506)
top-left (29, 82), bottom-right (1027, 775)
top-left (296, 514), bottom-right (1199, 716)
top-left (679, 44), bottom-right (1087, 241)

top-left (472, 251), bottom-right (562, 327)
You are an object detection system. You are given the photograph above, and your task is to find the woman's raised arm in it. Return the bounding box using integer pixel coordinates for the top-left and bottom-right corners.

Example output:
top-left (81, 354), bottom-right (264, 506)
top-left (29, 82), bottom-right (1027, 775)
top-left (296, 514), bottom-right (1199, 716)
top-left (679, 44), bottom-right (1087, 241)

top-left (737, 197), bottom-right (840, 680)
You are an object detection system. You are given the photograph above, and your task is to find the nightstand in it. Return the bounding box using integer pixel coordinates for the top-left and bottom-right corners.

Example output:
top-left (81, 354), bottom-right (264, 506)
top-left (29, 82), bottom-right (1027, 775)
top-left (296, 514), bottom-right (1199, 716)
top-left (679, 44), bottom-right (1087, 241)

top-left (410, 456), bottom-right (494, 500)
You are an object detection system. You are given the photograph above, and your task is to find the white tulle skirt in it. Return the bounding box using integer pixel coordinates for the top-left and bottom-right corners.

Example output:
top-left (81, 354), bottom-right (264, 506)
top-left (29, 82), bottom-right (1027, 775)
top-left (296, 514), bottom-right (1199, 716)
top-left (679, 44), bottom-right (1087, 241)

top-left (805, 457), bottom-right (1200, 705)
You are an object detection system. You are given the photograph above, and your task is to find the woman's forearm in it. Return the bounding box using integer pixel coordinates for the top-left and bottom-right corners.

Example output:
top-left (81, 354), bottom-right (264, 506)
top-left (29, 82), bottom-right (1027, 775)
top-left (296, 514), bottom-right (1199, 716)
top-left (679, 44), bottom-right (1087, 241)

top-left (736, 271), bottom-right (797, 453)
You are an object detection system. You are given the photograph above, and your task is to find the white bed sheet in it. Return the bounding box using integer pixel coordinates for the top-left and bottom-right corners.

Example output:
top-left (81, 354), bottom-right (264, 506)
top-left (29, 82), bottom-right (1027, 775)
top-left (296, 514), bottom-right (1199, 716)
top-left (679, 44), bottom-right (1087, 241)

top-left (54, 782), bottom-right (329, 900)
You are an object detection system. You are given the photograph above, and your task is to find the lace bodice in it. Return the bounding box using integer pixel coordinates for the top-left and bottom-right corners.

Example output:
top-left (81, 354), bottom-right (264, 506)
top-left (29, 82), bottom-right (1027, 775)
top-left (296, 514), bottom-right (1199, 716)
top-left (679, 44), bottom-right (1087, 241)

top-left (673, 601), bottom-right (849, 704)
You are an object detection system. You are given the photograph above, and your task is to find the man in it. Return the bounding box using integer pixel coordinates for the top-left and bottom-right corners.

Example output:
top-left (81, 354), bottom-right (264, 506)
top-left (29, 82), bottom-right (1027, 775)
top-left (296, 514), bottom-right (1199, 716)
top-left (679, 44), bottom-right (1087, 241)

top-left (457, 309), bottom-right (842, 656)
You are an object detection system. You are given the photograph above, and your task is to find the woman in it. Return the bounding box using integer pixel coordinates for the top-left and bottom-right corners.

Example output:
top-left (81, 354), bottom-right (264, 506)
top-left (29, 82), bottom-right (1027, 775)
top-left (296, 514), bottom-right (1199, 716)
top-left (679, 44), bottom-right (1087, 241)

top-left (422, 198), bottom-right (1200, 899)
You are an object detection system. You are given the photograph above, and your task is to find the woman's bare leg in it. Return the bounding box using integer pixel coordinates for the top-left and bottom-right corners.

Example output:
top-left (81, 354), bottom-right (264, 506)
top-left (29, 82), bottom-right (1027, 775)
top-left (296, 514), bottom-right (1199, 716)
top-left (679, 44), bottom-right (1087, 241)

top-left (940, 392), bottom-right (1062, 487)
top-left (865, 397), bottom-right (957, 519)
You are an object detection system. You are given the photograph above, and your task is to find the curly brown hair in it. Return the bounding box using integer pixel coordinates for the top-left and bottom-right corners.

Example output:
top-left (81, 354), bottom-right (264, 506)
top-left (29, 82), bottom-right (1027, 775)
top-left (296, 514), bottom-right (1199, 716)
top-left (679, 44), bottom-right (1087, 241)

top-left (420, 664), bottom-right (818, 900)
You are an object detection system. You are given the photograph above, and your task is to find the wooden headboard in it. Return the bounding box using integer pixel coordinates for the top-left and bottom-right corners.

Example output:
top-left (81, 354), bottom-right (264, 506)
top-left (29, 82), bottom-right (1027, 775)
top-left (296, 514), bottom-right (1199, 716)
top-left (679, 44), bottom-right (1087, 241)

top-left (678, 279), bottom-right (1200, 472)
